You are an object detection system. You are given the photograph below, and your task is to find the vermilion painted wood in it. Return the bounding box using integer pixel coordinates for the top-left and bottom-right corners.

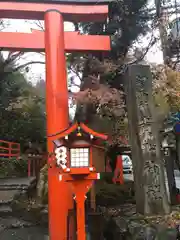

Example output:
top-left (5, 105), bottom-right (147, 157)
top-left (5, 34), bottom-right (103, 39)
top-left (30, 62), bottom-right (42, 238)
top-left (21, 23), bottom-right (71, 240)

top-left (56, 122), bottom-right (105, 240)
top-left (0, 2), bottom-right (108, 21)
top-left (0, 2), bottom-right (109, 239)
top-left (28, 159), bottom-right (31, 177)
top-left (27, 154), bottom-right (47, 177)
top-left (44, 11), bottom-right (74, 240)
top-left (0, 140), bottom-right (20, 158)
top-left (0, 31), bottom-right (110, 52)
top-left (113, 155), bottom-right (124, 184)
top-left (62, 177), bottom-right (97, 240)
top-left (80, 123), bottom-right (108, 140)
top-left (49, 122), bottom-right (108, 141)
top-left (0, 153), bottom-right (20, 157)
top-left (105, 159), bottom-right (112, 172)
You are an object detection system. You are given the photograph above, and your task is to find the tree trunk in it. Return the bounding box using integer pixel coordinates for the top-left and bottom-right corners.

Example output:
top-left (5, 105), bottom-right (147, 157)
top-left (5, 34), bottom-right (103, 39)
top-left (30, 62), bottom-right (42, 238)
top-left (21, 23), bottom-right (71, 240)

top-left (155, 0), bottom-right (170, 65)
top-left (124, 64), bottom-right (170, 215)
top-left (164, 149), bottom-right (177, 204)
top-left (176, 135), bottom-right (180, 172)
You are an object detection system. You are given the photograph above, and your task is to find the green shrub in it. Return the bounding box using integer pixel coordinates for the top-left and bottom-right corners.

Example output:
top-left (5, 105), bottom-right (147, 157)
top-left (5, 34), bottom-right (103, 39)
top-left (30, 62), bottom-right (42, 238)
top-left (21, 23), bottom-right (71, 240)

top-left (100, 172), bottom-right (114, 184)
top-left (95, 180), bottom-right (135, 206)
top-left (0, 157), bottom-right (28, 177)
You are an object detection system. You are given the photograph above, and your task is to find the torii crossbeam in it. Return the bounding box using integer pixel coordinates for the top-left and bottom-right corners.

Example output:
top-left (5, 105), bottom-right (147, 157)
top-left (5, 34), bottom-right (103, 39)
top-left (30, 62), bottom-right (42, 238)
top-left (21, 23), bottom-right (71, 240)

top-left (0, 1), bottom-right (108, 21)
top-left (0, 1), bottom-right (110, 240)
top-left (0, 30), bottom-right (110, 52)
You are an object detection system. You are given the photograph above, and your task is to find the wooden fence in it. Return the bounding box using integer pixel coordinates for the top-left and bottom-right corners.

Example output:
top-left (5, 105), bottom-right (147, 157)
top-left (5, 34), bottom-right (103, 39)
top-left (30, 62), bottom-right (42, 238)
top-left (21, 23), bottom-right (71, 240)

top-left (27, 154), bottom-right (47, 178)
top-left (0, 140), bottom-right (20, 158)
top-left (0, 140), bottom-right (47, 178)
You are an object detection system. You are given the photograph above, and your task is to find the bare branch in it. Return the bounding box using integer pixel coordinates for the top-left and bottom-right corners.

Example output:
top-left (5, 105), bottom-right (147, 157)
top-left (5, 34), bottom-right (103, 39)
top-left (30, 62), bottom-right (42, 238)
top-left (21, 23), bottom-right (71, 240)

top-left (13, 61), bottom-right (45, 72)
top-left (69, 66), bottom-right (82, 81)
top-left (73, 22), bottom-right (79, 31)
top-left (35, 20), bottom-right (44, 31)
top-left (6, 52), bottom-right (24, 64)
top-left (130, 34), bottom-right (157, 65)
top-left (69, 76), bottom-right (80, 88)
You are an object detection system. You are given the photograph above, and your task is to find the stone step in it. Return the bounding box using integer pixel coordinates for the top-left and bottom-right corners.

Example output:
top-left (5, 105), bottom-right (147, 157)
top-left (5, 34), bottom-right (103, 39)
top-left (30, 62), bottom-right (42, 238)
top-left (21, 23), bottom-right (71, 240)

top-left (0, 216), bottom-right (34, 229)
top-left (0, 190), bottom-right (20, 204)
top-left (0, 205), bottom-right (12, 215)
top-left (0, 185), bottom-right (29, 191)
top-left (0, 177), bottom-right (36, 187)
top-left (0, 177), bottom-right (36, 218)
top-left (0, 177), bottom-right (36, 191)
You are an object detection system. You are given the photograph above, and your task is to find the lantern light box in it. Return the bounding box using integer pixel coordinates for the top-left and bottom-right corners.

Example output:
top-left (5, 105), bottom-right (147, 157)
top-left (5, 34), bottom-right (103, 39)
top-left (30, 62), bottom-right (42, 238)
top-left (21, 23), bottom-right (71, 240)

top-left (52, 122), bottom-right (107, 175)
top-left (70, 148), bottom-right (89, 167)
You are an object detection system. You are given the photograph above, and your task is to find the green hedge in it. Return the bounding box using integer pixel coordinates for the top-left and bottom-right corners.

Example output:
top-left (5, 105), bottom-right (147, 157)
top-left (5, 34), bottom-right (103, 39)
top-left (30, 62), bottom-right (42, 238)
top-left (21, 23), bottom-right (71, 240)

top-left (0, 157), bottom-right (28, 177)
top-left (92, 172), bottom-right (135, 206)
top-left (95, 180), bottom-right (135, 206)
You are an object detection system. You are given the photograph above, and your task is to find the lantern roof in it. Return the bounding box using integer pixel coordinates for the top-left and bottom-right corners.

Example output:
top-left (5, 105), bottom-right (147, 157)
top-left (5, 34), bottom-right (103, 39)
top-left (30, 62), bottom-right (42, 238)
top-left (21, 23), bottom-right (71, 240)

top-left (49, 122), bottom-right (108, 141)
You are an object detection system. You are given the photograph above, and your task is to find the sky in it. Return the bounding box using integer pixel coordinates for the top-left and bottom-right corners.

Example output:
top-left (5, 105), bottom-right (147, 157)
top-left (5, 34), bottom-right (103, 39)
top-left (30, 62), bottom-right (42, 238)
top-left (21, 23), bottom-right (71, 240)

top-left (1, 1), bottom-right (171, 119)
top-left (2, 19), bottom-right (76, 85)
top-left (3, 0), bottom-right (180, 85)
top-left (2, 0), bottom-right (172, 87)
top-left (2, 18), bottom-right (164, 84)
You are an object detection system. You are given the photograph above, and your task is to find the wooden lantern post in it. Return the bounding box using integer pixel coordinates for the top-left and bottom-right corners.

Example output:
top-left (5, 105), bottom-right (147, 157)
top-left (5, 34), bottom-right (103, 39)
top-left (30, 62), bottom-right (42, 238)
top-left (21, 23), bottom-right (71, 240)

top-left (0, 1), bottom-right (110, 239)
top-left (52, 122), bottom-right (108, 240)
top-left (113, 155), bottom-right (124, 184)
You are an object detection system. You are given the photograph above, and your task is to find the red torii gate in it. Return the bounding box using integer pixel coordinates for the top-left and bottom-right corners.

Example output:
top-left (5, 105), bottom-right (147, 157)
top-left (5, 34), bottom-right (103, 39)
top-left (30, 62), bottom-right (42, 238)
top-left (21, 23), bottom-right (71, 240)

top-left (0, 30), bottom-right (110, 52)
top-left (0, 1), bottom-right (110, 239)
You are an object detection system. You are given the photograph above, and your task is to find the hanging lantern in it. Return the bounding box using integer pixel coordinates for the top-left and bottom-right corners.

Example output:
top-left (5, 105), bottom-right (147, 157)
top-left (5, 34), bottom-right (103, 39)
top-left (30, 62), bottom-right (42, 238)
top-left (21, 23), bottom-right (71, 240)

top-left (50, 122), bottom-right (108, 240)
top-left (52, 122), bottom-right (107, 175)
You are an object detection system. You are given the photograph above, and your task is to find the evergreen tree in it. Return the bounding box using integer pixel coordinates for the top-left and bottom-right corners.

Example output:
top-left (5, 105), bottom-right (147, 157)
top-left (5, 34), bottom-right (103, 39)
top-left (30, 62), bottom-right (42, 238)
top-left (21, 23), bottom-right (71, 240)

top-left (0, 52), bottom-right (46, 148)
top-left (70, 0), bottom-right (151, 129)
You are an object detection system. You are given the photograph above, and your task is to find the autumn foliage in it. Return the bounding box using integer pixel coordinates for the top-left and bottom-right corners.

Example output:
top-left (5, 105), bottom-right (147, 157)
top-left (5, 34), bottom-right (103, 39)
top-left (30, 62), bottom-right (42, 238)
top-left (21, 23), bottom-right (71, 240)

top-left (70, 59), bottom-right (180, 146)
top-left (152, 64), bottom-right (180, 114)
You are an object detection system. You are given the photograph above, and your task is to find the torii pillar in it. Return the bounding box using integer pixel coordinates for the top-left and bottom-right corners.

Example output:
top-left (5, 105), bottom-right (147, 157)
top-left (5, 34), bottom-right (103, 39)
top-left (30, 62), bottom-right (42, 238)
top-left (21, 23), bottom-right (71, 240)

top-left (0, 1), bottom-right (110, 239)
top-left (45, 11), bottom-right (71, 240)
top-left (44, 11), bottom-right (109, 239)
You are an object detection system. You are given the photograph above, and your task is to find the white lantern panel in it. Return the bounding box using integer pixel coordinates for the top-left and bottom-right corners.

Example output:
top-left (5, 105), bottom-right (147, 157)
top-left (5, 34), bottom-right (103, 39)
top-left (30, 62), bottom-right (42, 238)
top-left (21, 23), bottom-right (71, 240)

top-left (70, 148), bottom-right (89, 168)
top-left (55, 146), bottom-right (67, 168)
